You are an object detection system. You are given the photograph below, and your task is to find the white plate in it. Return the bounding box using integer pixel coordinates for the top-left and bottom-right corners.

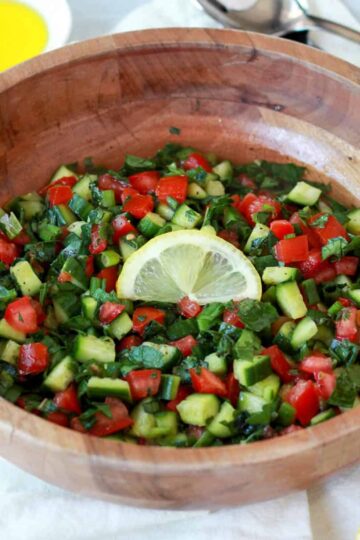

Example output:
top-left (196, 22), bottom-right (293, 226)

top-left (22, 0), bottom-right (72, 51)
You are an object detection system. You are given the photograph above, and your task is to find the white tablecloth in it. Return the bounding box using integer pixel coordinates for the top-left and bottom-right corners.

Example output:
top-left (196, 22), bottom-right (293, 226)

top-left (1, 2), bottom-right (360, 539)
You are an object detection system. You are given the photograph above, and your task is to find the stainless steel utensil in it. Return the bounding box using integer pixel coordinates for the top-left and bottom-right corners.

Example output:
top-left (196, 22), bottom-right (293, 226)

top-left (197, 0), bottom-right (360, 43)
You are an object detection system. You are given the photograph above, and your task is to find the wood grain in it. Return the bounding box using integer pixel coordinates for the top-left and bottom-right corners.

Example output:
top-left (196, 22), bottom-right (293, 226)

top-left (0, 28), bottom-right (359, 508)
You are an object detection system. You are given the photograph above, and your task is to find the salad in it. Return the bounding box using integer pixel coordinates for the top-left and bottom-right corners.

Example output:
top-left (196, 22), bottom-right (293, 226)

top-left (0, 141), bottom-right (359, 447)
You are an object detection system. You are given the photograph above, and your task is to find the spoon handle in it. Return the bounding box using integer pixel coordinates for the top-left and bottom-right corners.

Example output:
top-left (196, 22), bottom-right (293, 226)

top-left (303, 15), bottom-right (360, 44)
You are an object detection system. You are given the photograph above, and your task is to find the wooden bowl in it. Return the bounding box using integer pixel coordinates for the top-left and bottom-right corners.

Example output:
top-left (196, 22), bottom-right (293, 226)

top-left (0, 29), bottom-right (359, 509)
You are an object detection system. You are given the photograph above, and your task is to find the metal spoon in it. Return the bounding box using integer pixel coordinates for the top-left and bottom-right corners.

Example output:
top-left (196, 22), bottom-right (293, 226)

top-left (196, 0), bottom-right (360, 43)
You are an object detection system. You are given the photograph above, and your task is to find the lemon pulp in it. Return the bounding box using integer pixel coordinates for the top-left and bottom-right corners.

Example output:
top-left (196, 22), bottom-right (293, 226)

top-left (0, 1), bottom-right (48, 71)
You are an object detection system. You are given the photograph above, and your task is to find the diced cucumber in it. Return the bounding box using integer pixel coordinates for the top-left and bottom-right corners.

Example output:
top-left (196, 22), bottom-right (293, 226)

top-left (141, 342), bottom-right (179, 370)
top-left (60, 258), bottom-right (88, 290)
top-left (207, 401), bottom-right (235, 438)
top-left (131, 400), bottom-right (177, 438)
top-left (177, 393), bottom-right (220, 426)
top-left (234, 355), bottom-right (271, 387)
top-left (69, 193), bottom-right (94, 220)
top-left (172, 204), bottom-right (202, 229)
top-left (51, 165), bottom-right (78, 183)
top-left (156, 203), bottom-right (175, 221)
top-left (348, 289), bottom-right (360, 307)
top-left (73, 335), bottom-right (115, 363)
top-left (278, 402), bottom-right (296, 426)
top-left (310, 408), bottom-right (336, 425)
top-left (238, 391), bottom-right (267, 414)
top-left (18, 200), bottom-right (45, 220)
top-left (346, 209), bottom-right (360, 235)
top-left (276, 281), bottom-right (307, 319)
top-left (244, 223), bottom-right (270, 254)
top-left (205, 352), bottom-right (227, 376)
top-left (248, 374), bottom-right (280, 402)
top-left (98, 190), bottom-right (116, 208)
top-left (119, 234), bottom-right (146, 261)
top-left (38, 222), bottom-right (61, 242)
top-left (53, 293), bottom-right (80, 323)
top-left (262, 285), bottom-right (277, 304)
top-left (159, 374), bottom-right (181, 400)
top-left (67, 221), bottom-right (86, 237)
top-left (108, 312), bottom-right (133, 340)
top-left (154, 411), bottom-right (178, 438)
top-left (212, 160), bottom-right (233, 181)
top-left (193, 430), bottom-right (215, 448)
top-left (290, 316), bottom-right (318, 349)
top-left (233, 329), bottom-right (261, 360)
top-left (187, 183), bottom-right (207, 199)
top-left (205, 179), bottom-right (225, 196)
top-left (0, 339), bottom-right (20, 365)
top-left (0, 212), bottom-right (22, 239)
top-left (10, 260), bottom-right (42, 296)
top-left (87, 377), bottom-right (132, 403)
top-left (72, 173), bottom-right (96, 200)
top-left (262, 266), bottom-right (298, 285)
top-left (274, 321), bottom-right (296, 354)
top-left (138, 212), bottom-right (165, 238)
top-left (82, 296), bottom-right (98, 321)
top-left (43, 356), bottom-right (76, 392)
top-left (97, 250), bottom-right (121, 268)
top-left (315, 325), bottom-right (334, 346)
top-left (287, 181), bottom-right (321, 206)
top-left (302, 278), bottom-right (320, 305)
top-left (52, 204), bottom-right (77, 225)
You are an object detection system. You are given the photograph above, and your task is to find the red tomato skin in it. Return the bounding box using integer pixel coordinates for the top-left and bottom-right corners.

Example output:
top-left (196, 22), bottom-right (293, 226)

top-left (270, 220), bottom-right (294, 240)
top-left (183, 153), bottom-right (212, 173)
top-left (117, 335), bottom-right (142, 351)
top-left (85, 255), bottom-right (94, 278)
top-left (13, 230), bottom-right (31, 246)
top-left (58, 271), bottom-right (72, 283)
top-left (226, 372), bottom-right (240, 407)
top-left (223, 306), bottom-right (244, 328)
top-left (128, 171), bottom-right (160, 194)
top-left (166, 386), bottom-right (192, 411)
top-left (38, 176), bottom-right (77, 196)
top-left (189, 367), bottom-right (227, 397)
top-left (47, 411), bottom-right (69, 427)
top-left (99, 302), bottom-right (125, 324)
top-left (300, 353), bottom-right (333, 374)
top-left (18, 343), bottom-right (49, 376)
top-left (121, 187), bottom-right (139, 205)
top-left (30, 299), bottom-right (46, 325)
top-left (178, 296), bottom-right (202, 318)
top-left (246, 195), bottom-right (281, 225)
top-left (314, 371), bottom-right (337, 400)
top-left (123, 194), bottom-right (154, 219)
top-left (263, 345), bottom-right (294, 383)
top-left (275, 235), bottom-right (309, 264)
top-left (5, 296), bottom-right (38, 334)
top-left (47, 185), bottom-right (73, 206)
top-left (125, 369), bottom-right (161, 400)
top-left (313, 266), bottom-right (337, 284)
top-left (335, 307), bottom-right (358, 342)
top-left (112, 214), bottom-right (136, 242)
top-left (156, 176), bottom-right (188, 204)
top-left (290, 212), bottom-right (322, 249)
top-left (0, 238), bottom-right (19, 265)
top-left (89, 224), bottom-right (107, 255)
top-left (97, 266), bottom-right (118, 292)
top-left (237, 173), bottom-right (256, 189)
top-left (217, 230), bottom-right (240, 248)
top-left (296, 248), bottom-right (330, 279)
top-left (71, 397), bottom-right (133, 437)
top-left (285, 380), bottom-right (319, 426)
top-left (334, 256), bottom-right (358, 276)
top-left (98, 174), bottom-right (128, 203)
top-left (308, 213), bottom-right (349, 245)
top-left (132, 307), bottom-right (165, 335)
top-left (169, 335), bottom-right (198, 357)
top-left (54, 384), bottom-right (81, 414)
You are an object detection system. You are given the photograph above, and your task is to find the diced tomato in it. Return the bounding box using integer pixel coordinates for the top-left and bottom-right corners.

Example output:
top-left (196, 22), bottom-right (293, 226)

top-left (13, 230), bottom-right (31, 246)
top-left (5, 296), bottom-right (38, 334)
top-left (121, 187), bottom-right (139, 205)
top-left (289, 212), bottom-right (321, 249)
top-left (263, 345), bottom-right (294, 383)
top-left (71, 397), bottom-right (133, 437)
top-left (313, 266), bottom-right (337, 284)
top-left (226, 372), bottom-right (240, 407)
top-left (112, 214), bottom-right (136, 242)
top-left (178, 296), bottom-right (202, 318)
top-left (169, 335), bottom-right (198, 357)
top-left (97, 266), bottom-right (118, 292)
top-left (89, 224), bottom-right (107, 255)
top-left (123, 193), bottom-right (154, 219)
top-left (335, 306), bottom-right (358, 342)
top-left (166, 386), bottom-right (192, 411)
top-left (54, 383), bottom-right (81, 414)
top-left (300, 353), bottom-right (333, 374)
top-left (338, 297), bottom-right (352, 307)
top-left (38, 176), bottom-right (77, 196)
top-left (334, 256), bottom-right (358, 276)
top-left (125, 369), bottom-right (161, 400)
top-left (18, 342), bottom-right (49, 376)
top-left (314, 371), bottom-right (337, 400)
top-left (240, 194), bottom-right (281, 225)
top-left (231, 194), bottom-right (242, 210)
top-left (47, 185), bottom-right (73, 206)
top-left (117, 335), bottom-right (142, 351)
top-left (236, 192), bottom-right (256, 220)
top-left (98, 174), bottom-right (128, 203)
top-left (296, 248), bottom-right (329, 279)
top-left (308, 213), bottom-right (349, 245)
top-left (30, 299), bottom-right (46, 325)
top-left (132, 307), bottom-right (165, 335)
top-left (285, 380), bottom-right (319, 426)
top-left (47, 411), bottom-right (69, 427)
top-left (0, 237), bottom-right (19, 265)
top-left (183, 153), bottom-right (212, 173)
top-left (99, 302), bottom-right (125, 324)
top-left (58, 271), bottom-right (72, 283)
top-left (237, 173), bottom-right (256, 189)
top-left (217, 229), bottom-right (240, 248)
top-left (280, 424), bottom-right (304, 436)
top-left (223, 306), bottom-right (244, 328)
top-left (129, 171), bottom-right (160, 194)
top-left (270, 220), bottom-right (294, 240)
top-left (156, 176), bottom-right (188, 204)
top-left (275, 235), bottom-right (309, 264)
top-left (189, 367), bottom-right (227, 397)
top-left (85, 255), bottom-right (94, 278)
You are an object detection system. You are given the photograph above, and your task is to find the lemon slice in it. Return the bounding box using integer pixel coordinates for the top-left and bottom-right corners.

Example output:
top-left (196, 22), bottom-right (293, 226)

top-left (116, 230), bottom-right (261, 304)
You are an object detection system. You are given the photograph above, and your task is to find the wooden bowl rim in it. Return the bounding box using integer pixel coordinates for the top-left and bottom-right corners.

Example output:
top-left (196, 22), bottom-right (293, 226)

top-left (0, 28), bottom-right (359, 470)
